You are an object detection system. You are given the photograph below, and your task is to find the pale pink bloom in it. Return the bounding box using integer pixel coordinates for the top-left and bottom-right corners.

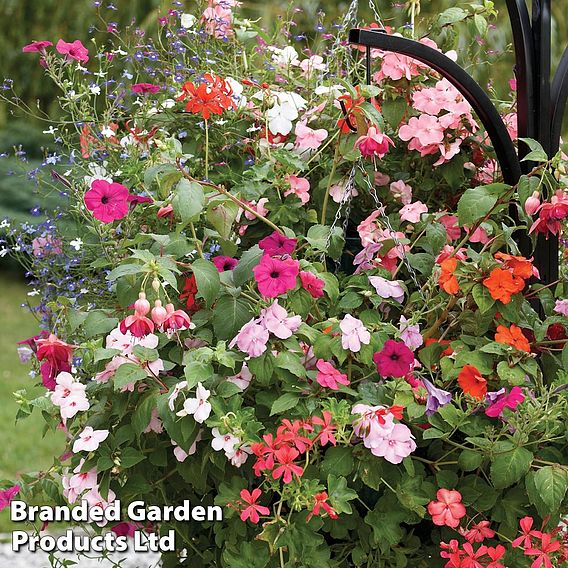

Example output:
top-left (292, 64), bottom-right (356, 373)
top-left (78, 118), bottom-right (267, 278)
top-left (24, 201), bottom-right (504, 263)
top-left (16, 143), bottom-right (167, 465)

top-left (399, 201), bottom-right (428, 223)
top-left (202, 4), bottom-right (233, 38)
top-left (94, 355), bottom-right (127, 383)
top-left (299, 55), bottom-right (327, 77)
top-left (84, 487), bottom-right (116, 525)
top-left (339, 315), bottom-right (370, 353)
top-left (229, 445), bottom-right (252, 467)
top-left (375, 172), bottom-right (390, 186)
top-left (227, 363), bottom-right (252, 390)
top-left (352, 404), bottom-right (395, 447)
top-left (143, 408), bottom-right (164, 434)
top-left (176, 382), bottom-right (211, 423)
top-left (389, 180), bottom-right (412, 205)
top-left (72, 427), bottom-right (109, 453)
top-left (51, 372), bottom-right (90, 422)
top-left (468, 225), bottom-right (490, 244)
top-left (357, 210), bottom-right (384, 246)
top-left (211, 428), bottom-right (239, 453)
top-left (399, 115), bottom-right (444, 146)
top-left (412, 86), bottom-right (447, 115)
top-left (105, 326), bottom-right (135, 352)
top-left (230, 319), bottom-right (270, 358)
top-left (553, 299), bottom-right (568, 316)
top-left (398, 316), bottom-right (423, 350)
top-left (259, 300), bottom-right (301, 339)
top-left (329, 180), bottom-right (359, 203)
top-left (172, 432), bottom-right (201, 462)
top-left (433, 139), bottom-right (463, 166)
top-left (369, 423), bottom-right (416, 464)
top-left (294, 121), bottom-right (328, 150)
top-left (369, 276), bottom-right (405, 303)
top-left (355, 126), bottom-right (394, 158)
top-left (503, 112), bottom-right (518, 140)
top-left (62, 460), bottom-right (97, 503)
top-left (243, 198), bottom-right (269, 221)
top-left (524, 191), bottom-right (541, 215)
top-left (168, 380), bottom-right (188, 411)
top-left (32, 236), bottom-right (62, 257)
top-left (375, 52), bottom-right (419, 82)
top-left (284, 175), bottom-right (310, 204)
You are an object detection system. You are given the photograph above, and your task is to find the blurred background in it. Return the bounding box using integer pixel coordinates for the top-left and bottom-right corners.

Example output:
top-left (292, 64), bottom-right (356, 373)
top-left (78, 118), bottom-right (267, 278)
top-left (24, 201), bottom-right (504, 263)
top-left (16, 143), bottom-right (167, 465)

top-left (0, 0), bottom-right (567, 531)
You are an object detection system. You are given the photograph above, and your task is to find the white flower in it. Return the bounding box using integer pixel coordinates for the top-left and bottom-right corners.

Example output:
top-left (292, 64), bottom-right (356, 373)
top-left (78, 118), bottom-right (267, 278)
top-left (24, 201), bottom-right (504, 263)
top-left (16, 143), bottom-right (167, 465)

top-left (84, 162), bottom-right (112, 186)
top-left (0, 219), bottom-right (10, 229)
top-left (89, 85), bottom-right (101, 95)
top-left (314, 84), bottom-right (345, 97)
top-left (161, 98), bottom-right (176, 109)
top-left (42, 126), bottom-right (58, 135)
top-left (211, 428), bottom-right (239, 453)
top-left (269, 46), bottom-right (300, 67)
top-left (230, 445), bottom-right (252, 467)
top-left (27, 289), bottom-right (40, 297)
top-left (176, 382), bottom-right (211, 423)
top-left (180, 13), bottom-right (197, 28)
top-left (70, 238), bottom-right (83, 251)
top-left (93, 71), bottom-right (107, 78)
top-left (100, 126), bottom-right (116, 138)
top-left (0, 247), bottom-right (10, 258)
top-left (168, 380), bottom-right (188, 411)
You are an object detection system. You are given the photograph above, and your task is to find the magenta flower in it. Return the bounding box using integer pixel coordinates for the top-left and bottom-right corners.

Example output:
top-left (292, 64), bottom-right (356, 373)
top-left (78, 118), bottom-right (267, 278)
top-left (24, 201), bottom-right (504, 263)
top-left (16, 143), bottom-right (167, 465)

top-left (22, 41), bottom-right (53, 53)
top-left (316, 359), bottom-right (349, 390)
top-left (374, 340), bottom-right (414, 378)
top-left (253, 256), bottom-right (299, 298)
top-left (56, 39), bottom-right (89, 63)
top-left (300, 271), bottom-right (325, 298)
top-left (0, 485), bottom-right (20, 511)
top-left (212, 255), bottom-right (239, 272)
top-left (131, 83), bottom-right (161, 94)
top-left (258, 231), bottom-right (297, 256)
top-left (84, 180), bottom-right (131, 223)
top-left (485, 387), bottom-right (525, 418)
top-left (111, 522), bottom-right (140, 538)
top-left (354, 126), bottom-right (394, 158)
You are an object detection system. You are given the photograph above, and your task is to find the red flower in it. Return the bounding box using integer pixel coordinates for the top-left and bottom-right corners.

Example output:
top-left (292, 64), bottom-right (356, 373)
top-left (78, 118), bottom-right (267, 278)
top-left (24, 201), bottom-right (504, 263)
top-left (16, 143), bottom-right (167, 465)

top-left (525, 533), bottom-right (562, 568)
top-left (180, 275), bottom-right (201, 313)
top-left (177, 73), bottom-right (235, 119)
top-left (457, 365), bottom-right (487, 399)
top-left (482, 267), bottom-right (525, 304)
top-left (463, 520), bottom-right (495, 543)
top-left (272, 446), bottom-right (303, 484)
top-left (311, 411), bottom-right (337, 446)
top-left (427, 488), bottom-right (466, 528)
top-left (529, 190), bottom-right (568, 237)
top-left (36, 334), bottom-right (74, 390)
top-left (276, 420), bottom-right (313, 454)
top-left (238, 488), bottom-right (270, 524)
top-left (307, 492), bottom-right (338, 521)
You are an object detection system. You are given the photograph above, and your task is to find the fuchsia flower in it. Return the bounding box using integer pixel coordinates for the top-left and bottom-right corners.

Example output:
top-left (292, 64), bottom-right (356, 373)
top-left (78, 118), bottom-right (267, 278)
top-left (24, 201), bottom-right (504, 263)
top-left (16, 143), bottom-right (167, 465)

top-left (56, 39), bottom-right (89, 63)
top-left (529, 190), bottom-right (568, 237)
top-left (239, 488), bottom-right (270, 524)
top-left (253, 256), bottom-right (299, 298)
top-left (374, 340), bottom-right (414, 378)
top-left (284, 175), bottom-right (310, 204)
top-left (72, 427), bottom-right (109, 453)
top-left (22, 40), bottom-right (53, 53)
top-left (212, 255), bottom-right (238, 272)
top-left (36, 333), bottom-right (74, 390)
top-left (0, 485), bottom-right (20, 512)
top-left (258, 231), bottom-right (297, 256)
top-left (131, 83), bottom-right (161, 94)
top-left (428, 489), bottom-right (467, 528)
top-left (524, 191), bottom-right (541, 215)
top-left (485, 386), bottom-right (525, 417)
top-left (294, 121), bottom-right (328, 150)
top-left (259, 300), bottom-right (301, 339)
top-left (316, 359), bottom-right (350, 390)
top-left (161, 303), bottom-right (192, 332)
top-left (399, 201), bottom-right (428, 223)
top-left (120, 292), bottom-right (155, 337)
top-left (354, 126), bottom-right (394, 158)
top-left (84, 179), bottom-right (131, 223)
top-left (300, 271), bottom-right (325, 298)
top-left (111, 522), bottom-right (140, 538)
top-left (339, 314), bottom-right (370, 352)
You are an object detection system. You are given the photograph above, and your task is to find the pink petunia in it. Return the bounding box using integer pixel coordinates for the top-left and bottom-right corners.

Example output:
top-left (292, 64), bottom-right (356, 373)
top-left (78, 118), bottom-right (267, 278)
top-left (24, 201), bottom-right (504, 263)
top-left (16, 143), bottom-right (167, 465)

top-left (212, 255), bottom-right (238, 272)
top-left (0, 485), bottom-right (20, 512)
top-left (131, 83), bottom-right (161, 94)
top-left (22, 41), bottom-right (53, 53)
top-left (84, 179), bottom-right (131, 223)
top-left (258, 231), bottom-right (296, 256)
top-left (56, 39), bottom-right (89, 63)
top-left (485, 387), bottom-right (525, 418)
top-left (374, 340), bottom-right (414, 378)
top-left (253, 256), bottom-right (299, 298)
top-left (316, 359), bottom-right (349, 390)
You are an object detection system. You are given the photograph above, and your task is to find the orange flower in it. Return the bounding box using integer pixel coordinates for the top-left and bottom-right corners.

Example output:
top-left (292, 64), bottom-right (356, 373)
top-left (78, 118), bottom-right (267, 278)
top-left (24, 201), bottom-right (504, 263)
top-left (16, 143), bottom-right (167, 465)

top-left (439, 258), bottom-right (459, 295)
top-left (457, 365), bottom-right (487, 399)
top-left (495, 324), bottom-right (530, 352)
top-left (494, 252), bottom-right (535, 280)
top-left (177, 73), bottom-right (235, 120)
top-left (482, 267), bottom-right (524, 304)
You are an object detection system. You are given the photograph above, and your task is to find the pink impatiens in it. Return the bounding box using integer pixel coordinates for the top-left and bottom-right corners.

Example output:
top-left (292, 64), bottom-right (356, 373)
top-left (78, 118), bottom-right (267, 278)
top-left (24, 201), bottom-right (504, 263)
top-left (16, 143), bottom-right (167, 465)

top-left (51, 371), bottom-right (90, 423)
top-left (72, 426), bottom-right (110, 453)
top-left (339, 314), bottom-right (370, 352)
top-left (316, 359), bottom-right (350, 390)
top-left (428, 488), bottom-right (467, 528)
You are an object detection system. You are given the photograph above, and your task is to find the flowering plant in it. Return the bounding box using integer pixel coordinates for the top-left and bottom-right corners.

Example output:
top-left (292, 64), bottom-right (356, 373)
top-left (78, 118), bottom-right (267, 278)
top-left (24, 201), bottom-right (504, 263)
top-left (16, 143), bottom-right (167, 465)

top-left (2, 1), bottom-right (568, 567)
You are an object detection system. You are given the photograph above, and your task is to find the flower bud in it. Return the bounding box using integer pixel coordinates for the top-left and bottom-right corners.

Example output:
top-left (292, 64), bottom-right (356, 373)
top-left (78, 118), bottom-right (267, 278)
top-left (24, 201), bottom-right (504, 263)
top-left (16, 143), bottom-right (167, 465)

top-left (152, 278), bottom-right (160, 293)
top-left (134, 292), bottom-right (150, 315)
top-left (524, 191), bottom-right (540, 216)
top-left (151, 300), bottom-right (168, 326)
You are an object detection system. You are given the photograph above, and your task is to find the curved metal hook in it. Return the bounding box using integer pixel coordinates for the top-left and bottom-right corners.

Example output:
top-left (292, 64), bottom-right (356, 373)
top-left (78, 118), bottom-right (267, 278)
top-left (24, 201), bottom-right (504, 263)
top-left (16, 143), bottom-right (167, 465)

top-left (348, 28), bottom-right (522, 185)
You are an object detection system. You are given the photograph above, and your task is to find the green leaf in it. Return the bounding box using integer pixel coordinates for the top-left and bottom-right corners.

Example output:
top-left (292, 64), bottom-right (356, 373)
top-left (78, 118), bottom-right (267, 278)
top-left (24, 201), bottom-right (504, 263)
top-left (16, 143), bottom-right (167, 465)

top-left (247, 352), bottom-right (274, 386)
top-left (472, 284), bottom-right (495, 313)
top-left (473, 14), bottom-right (488, 36)
top-left (327, 474), bottom-right (357, 514)
top-left (321, 447), bottom-right (354, 477)
top-left (459, 450), bottom-right (483, 471)
top-left (381, 98), bottom-right (407, 128)
top-left (212, 295), bottom-right (252, 340)
top-left (438, 7), bottom-right (468, 26)
top-left (233, 245), bottom-right (263, 287)
top-left (318, 272), bottom-right (339, 303)
top-left (275, 351), bottom-right (306, 377)
top-left (172, 179), bottom-right (204, 223)
top-left (113, 363), bottom-right (148, 391)
top-left (120, 447), bottom-right (146, 469)
top-left (533, 466), bottom-right (568, 513)
top-left (184, 361), bottom-right (214, 389)
top-left (457, 185), bottom-right (500, 226)
top-left (490, 443), bottom-right (533, 489)
top-left (132, 392), bottom-right (159, 436)
top-left (270, 393), bottom-right (300, 416)
top-left (496, 361), bottom-right (527, 386)
top-left (83, 311), bottom-right (119, 338)
top-left (306, 225), bottom-right (345, 261)
top-left (106, 263), bottom-right (145, 281)
top-left (191, 258), bottom-right (220, 308)
top-left (206, 198), bottom-right (240, 239)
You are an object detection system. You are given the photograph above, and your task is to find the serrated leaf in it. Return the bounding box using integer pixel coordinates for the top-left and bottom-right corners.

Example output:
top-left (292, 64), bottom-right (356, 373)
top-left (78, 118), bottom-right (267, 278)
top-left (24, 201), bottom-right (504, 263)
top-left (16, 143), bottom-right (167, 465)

top-left (172, 179), bottom-right (204, 223)
top-left (270, 393), bottom-right (300, 416)
top-left (212, 296), bottom-right (253, 341)
top-left (533, 466), bottom-right (568, 513)
top-left (233, 245), bottom-right (263, 287)
top-left (490, 443), bottom-right (533, 489)
top-left (192, 258), bottom-right (220, 308)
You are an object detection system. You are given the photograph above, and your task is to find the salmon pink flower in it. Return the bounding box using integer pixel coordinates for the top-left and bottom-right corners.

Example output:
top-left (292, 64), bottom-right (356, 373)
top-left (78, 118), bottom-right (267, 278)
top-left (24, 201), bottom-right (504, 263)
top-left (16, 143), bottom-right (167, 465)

top-left (311, 411), bottom-right (337, 446)
top-left (354, 126), bottom-right (394, 158)
top-left (485, 386), bottom-right (525, 418)
top-left (463, 520), bottom-right (495, 543)
top-left (428, 488), bottom-right (466, 528)
top-left (307, 492), bottom-right (338, 521)
top-left (258, 231), bottom-right (297, 256)
top-left (399, 201), bottom-right (428, 223)
top-left (212, 255), bottom-right (238, 272)
top-left (272, 446), bottom-right (303, 483)
top-left (399, 114), bottom-right (445, 147)
top-left (0, 485), bottom-right (20, 511)
top-left (85, 179), bottom-right (131, 223)
top-left (300, 271), bottom-right (325, 298)
top-left (512, 516), bottom-right (543, 549)
top-left (56, 39), bottom-right (89, 63)
top-left (316, 359), bottom-right (350, 390)
top-left (525, 533), bottom-right (562, 568)
top-left (72, 427), bottom-right (109, 453)
top-left (374, 340), bottom-right (414, 378)
top-left (239, 488), bottom-right (270, 524)
top-left (253, 256), bottom-right (299, 298)
top-left (458, 365), bottom-right (487, 399)
top-left (340, 314), bottom-right (370, 352)
top-left (294, 121), bottom-right (328, 150)
top-left (284, 175), bottom-right (310, 204)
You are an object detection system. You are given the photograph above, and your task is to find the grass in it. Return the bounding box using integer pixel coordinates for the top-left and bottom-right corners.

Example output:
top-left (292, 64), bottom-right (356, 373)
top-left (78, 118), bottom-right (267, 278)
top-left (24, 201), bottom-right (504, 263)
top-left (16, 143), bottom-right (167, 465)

top-left (0, 272), bottom-right (64, 531)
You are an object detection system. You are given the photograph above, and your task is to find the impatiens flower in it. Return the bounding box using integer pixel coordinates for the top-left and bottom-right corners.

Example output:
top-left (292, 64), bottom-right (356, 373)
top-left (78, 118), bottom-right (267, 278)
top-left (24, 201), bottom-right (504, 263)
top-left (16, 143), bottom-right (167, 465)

top-left (423, 378), bottom-right (452, 415)
top-left (495, 324), bottom-right (530, 352)
top-left (84, 179), bottom-right (131, 223)
top-left (258, 231), bottom-right (297, 256)
top-left (369, 275), bottom-right (405, 303)
top-left (56, 39), bottom-right (89, 63)
top-left (176, 382), bottom-right (211, 423)
top-left (463, 520), bottom-right (496, 543)
top-left (399, 114), bottom-right (444, 147)
top-left (22, 41), bottom-right (53, 53)
top-left (168, 380), bottom-right (188, 411)
top-left (72, 427), bottom-right (109, 453)
top-left (374, 340), bottom-right (414, 378)
top-left (483, 267), bottom-right (525, 304)
top-left (0, 485), bottom-right (20, 512)
top-left (494, 252), bottom-right (537, 279)
top-left (428, 488), bottom-right (466, 528)
top-left (231, 319), bottom-right (269, 357)
top-left (253, 256), bottom-right (299, 298)
top-left (399, 201), bottom-right (428, 223)
top-left (458, 365), bottom-right (487, 399)
top-left (172, 433), bottom-right (201, 462)
top-left (272, 446), bottom-right (303, 483)
top-left (284, 175), bottom-right (310, 205)
top-left (370, 423), bottom-right (417, 464)
top-left (389, 179), bottom-right (413, 205)
top-left (226, 363), bottom-right (252, 391)
top-left (300, 271), bottom-right (325, 298)
top-left (143, 408), bottom-right (163, 434)
top-left (354, 126), bottom-right (394, 158)
top-left (259, 300), bottom-right (301, 339)
top-left (294, 121), bottom-right (328, 150)
top-left (51, 372), bottom-right (90, 422)
top-left (239, 488), bottom-right (270, 524)
top-left (212, 255), bottom-right (238, 272)
top-left (339, 314), bottom-right (370, 352)
top-left (553, 299), bottom-right (568, 316)
top-left (329, 179), bottom-right (359, 203)
top-left (485, 386), bottom-right (525, 417)
top-left (439, 258), bottom-right (459, 294)
top-left (307, 492), bottom-right (338, 521)
top-left (398, 316), bottom-right (423, 350)
top-left (316, 359), bottom-right (350, 390)
top-left (211, 428), bottom-right (239, 454)
top-left (131, 83), bottom-right (160, 94)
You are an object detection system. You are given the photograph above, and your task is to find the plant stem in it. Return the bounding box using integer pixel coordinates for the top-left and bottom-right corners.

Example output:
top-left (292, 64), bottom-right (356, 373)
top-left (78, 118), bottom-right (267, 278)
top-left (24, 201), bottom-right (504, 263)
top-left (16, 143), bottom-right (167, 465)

top-left (204, 118), bottom-right (209, 179)
top-left (321, 137), bottom-right (341, 224)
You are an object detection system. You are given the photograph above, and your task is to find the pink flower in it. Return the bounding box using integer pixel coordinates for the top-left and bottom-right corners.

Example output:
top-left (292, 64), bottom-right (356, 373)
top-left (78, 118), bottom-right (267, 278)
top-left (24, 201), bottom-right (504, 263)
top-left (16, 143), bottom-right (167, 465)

top-left (354, 126), bottom-right (394, 158)
top-left (369, 275), bottom-right (405, 303)
top-left (243, 198), bottom-right (269, 220)
top-left (398, 316), bottom-right (423, 350)
top-left (176, 382), bottom-right (211, 423)
top-left (399, 115), bottom-right (444, 146)
top-left (329, 180), bottom-right (359, 203)
top-left (272, 446), bottom-right (303, 484)
top-left (161, 303), bottom-right (192, 332)
top-left (316, 359), bottom-right (349, 390)
top-left (553, 299), bottom-right (568, 316)
top-left (56, 39), bottom-right (89, 63)
top-left (226, 363), bottom-right (252, 390)
top-left (389, 180), bottom-right (412, 205)
top-left (300, 271), bottom-right (325, 298)
top-left (72, 427), bottom-right (109, 453)
top-left (0, 485), bottom-right (20, 511)
top-left (374, 340), bottom-right (414, 377)
top-left (84, 179), bottom-right (131, 223)
top-left (131, 83), bottom-right (160, 94)
top-left (428, 489), bottom-right (467, 528)
top-left (111, 522), bottom-right (140, 538)
top-left (32, 236), bottom-right (62, 257)
top-left (22, 41), bottom-right (53, 53)
top-left (212, 255), bottom-right (238, 272)
top-left (239, 488), bottom-right (270, 524)
top-left (143, 408), bottom-right (163, 434)
top-left (485, 386), bottom-right (525, 417)
top-left (294, 121), bottom-right (328, 150)
top-left (463, 520), bottom-right (495, 543)
top-left (399, 201), bottom-right (428, 223)
top-left (284, 175), bottom-right (310, 204)
top-left (253, 256), bottom-right (299, 298)
top-left (258, 231), bottom-right (297, 256)
top-left (369, 423), bottom-right (416, 464)
top-left (231, 319), bottom-right (269, 357)
top-left (524, 191), bottom-right (541, 215)
top-left (172, 432), bottom-right (201, 462)
top-left (439, 214), bottom-right (461, 241)
top-left (339, 314), bottom-right (370, 352)
top-left (259, 300), bottom-right (301, 339)
top-left (376, 52), bottom-right (419, 82)
top-left (357, 210), bottom-right (383, 246)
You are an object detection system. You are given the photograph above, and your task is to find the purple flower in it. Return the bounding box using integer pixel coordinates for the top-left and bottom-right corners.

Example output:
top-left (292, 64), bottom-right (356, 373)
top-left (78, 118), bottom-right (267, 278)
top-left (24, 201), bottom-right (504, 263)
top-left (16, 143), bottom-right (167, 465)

top-left (423, 379), bottom-right (452, 415)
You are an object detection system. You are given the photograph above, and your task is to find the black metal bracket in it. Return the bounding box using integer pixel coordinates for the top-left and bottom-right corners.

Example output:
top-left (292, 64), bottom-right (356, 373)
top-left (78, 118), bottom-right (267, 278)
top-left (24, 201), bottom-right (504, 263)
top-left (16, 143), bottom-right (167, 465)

top-left (348, 0), bottom-right (567, 286)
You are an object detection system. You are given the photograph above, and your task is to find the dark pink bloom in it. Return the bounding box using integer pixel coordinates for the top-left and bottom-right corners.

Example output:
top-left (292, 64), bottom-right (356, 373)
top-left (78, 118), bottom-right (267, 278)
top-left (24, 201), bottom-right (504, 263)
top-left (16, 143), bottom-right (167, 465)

top-left (56, 39), bottom-right (89, 63)
top-left (463, 520), bottom-right (495, 543)
top-left (373, 339), bottom-right (414, 378)
top-left (354, 126), bottom-right (394, 158)
top-left (131, 83), bottom-right (161, 95)
top-left (157, 204), bottom-right (174, 219)
top-left (22, 41), bottom-right (53, 53)
top-left (0, 485), bottom-right (20, 511)
top-left (111, 522), bottom-right (140, 538)
top-left (316, 359), bottom-right (349, 390)
top-left (84, 180), bottom-right (131, 223)
top-left (272, 446), bottom-right (303, 484)
top-left (485, 386), bottom-right (525, 417)
top-left (162, 304), bottom-right (192, 332)
top-left (253, 256), bottom-right (299, 298)
top-left (41, 360), bottom-right (71, 391)
top-left (127, 194), bottom-right (153, 207)
top-left (300, 271), bottom-right (325, 298)
top-left (212, 256), bottom-right (239, 272)
top-left (258, 231), bottom-right (297, 256)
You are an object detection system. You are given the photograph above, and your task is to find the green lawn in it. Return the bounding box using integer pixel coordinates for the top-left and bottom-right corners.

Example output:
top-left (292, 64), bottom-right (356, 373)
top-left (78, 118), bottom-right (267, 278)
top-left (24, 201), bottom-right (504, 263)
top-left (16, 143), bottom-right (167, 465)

top-left (0, 272), bottom-right (65, 531)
